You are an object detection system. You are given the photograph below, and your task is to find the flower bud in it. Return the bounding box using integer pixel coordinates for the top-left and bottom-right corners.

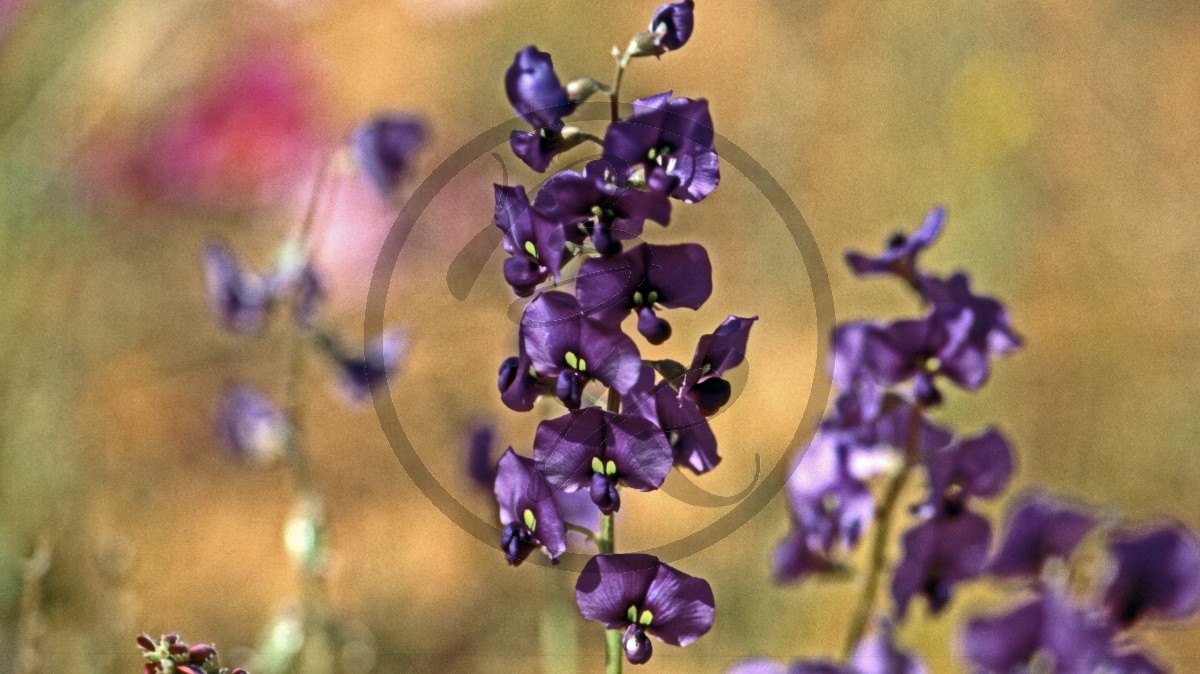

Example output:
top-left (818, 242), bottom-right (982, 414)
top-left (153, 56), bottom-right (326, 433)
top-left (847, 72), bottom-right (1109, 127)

top-left (566, 77), bottom-right (603, 103)
top-left (591, 223), bottom-right (622, 256)
top-left (188, 644), bottom-right (217, 665)
top-left (136, 635), bottom-right (156, 651)
top-left (686, 377), bottom-right (732, 416)
top-left (498, 357), bottom-right (521, 393)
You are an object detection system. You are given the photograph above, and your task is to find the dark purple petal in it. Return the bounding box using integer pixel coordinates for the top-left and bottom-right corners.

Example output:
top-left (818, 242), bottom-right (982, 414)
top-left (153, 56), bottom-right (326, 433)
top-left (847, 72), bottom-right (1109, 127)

top-left (680, 315), bottom-right (757, 399)
top-left (892, 512), bottom-right (991, 617)
top-left (510, 128), bottom-right (564, 172)
top-left (926, 428), bottom-right (1015, 504)
top-left (920, 272), bottom-right (1022, 358)
top-left (214, 384), bottom-right (288, 463)
top-left (203, 239), bottom-right (271, 334)
top-left (466, 425), bottom-right (497, 489)
top-left (334, 330), bottom-right (407, 402)
top-left (850, 621), bottom-right (928, 674)
top-left (505, 46), bottom-right (575, 129)
top-left (642, 562), bottom-right (715, 647)
top-left (499, 336), bottom-right (548, 412)
top-left (960, 597), bottom-right (1044, 672)
top-left (648, 0), bottom-right (695, 53)
top-left (576, 243), bottom-right (712, 331)
top-left (665, 150), bottom-right (720, 203)
top-left (575, 553), bottom-right (659, 627)
top-left (845, 206), bottom-right (945, 283)
top-left (786, 432), bottom-right (874, 554)
top-left (533, 407), bottom-right (671, 498)
top-left (493, 449), bottom-right (567, 565)
top-left (521, 291), bottom-right (585, 373)
top-left (962, 591), bottom-right (1117, 674)
top-left (352, 114), bottom-right (426, 197)
top-left (987, 491), bottom-right (1096, 578)
top-left (789, 663), bottom-right (851, 674)
top-left (1103, 523), bottom-right (1200, 626)
top-left (772, 525), bottom-right (837, 583)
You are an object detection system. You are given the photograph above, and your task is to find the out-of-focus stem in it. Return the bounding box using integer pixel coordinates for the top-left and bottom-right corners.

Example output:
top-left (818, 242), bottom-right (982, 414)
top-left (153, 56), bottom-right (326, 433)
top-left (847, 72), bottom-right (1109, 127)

top-left (15, 538), bottom-right (52, 674)
top-left (840, 403), bottom-right (924, 659)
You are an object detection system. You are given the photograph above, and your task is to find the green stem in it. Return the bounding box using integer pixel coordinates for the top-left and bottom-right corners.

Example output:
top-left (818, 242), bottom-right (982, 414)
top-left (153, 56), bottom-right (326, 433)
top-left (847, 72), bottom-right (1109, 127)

top-left (840, 403), bottom-right (923, 659)
top-left (599, 388), bottom-right (622, 674)
top-left (609, 53), bottom-right (629, 122)
top-left (605, 629), bottom-right (623, 674)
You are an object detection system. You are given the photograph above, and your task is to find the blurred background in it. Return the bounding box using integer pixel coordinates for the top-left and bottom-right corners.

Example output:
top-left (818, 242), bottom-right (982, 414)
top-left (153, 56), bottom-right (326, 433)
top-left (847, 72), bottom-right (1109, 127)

top-left (1, 0), bottom-right (1198, 672)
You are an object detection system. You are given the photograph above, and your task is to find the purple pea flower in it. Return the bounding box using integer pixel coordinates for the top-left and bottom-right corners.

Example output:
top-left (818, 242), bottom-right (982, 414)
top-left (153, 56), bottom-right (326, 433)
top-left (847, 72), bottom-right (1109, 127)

top-left (891, 509), bottom-right (992, 616)
top-left (647, 1), bottom-right (695, 55)
top-left (203, 239), bottom-right (272, 334)
top-left (865, 308), bottom-right (988, 406)
top-left (495, 184), bottom-right (578, 295)
top-left (576, 242), bottom-right (713, 344)
top-left (505, 46), bottom-right (576, 130)
top-left (510, 127), bottom-right (568, 173)
top-left (520, 291), bottom-right (642, 409)
top-left (784, 431), bottom-right (876, 563)
top-left (498, 335), bottom-right (553, 412)
top-left (844, 206), bottom-right (945, 285)
top-left (493, 449), bottom-right (568, 566)
top-left (679, 315), bottom-right (756, 415)
top-left (575, 553), bottom-right (715, 665)
top-left (213, 384), bottom-right (289, 463)
top-left (533, 406), bottom-right (671, 513)
top-left (772, 521), bottom-right (840, 583)
top-left (351, 113), bottom-right (426, 198)
top-left (987, 491), bottom-right (1096, 579)
top-left (319, 329), bottom-right (407, 403)
top-left (1103, 523), bottom-right (1200, 627)
top-left (923, 428), bottom-right (1015, 511)
top-left (625, 364), bottom-right (719, 473)
top-left (535, 160), bottom-right (672, 255)
top-left (919, 272), bottom-right (1022, 358)
top-left (603, 92), bottom-right (719, 204)
top-left (820, 390), bottom-right (954, 460)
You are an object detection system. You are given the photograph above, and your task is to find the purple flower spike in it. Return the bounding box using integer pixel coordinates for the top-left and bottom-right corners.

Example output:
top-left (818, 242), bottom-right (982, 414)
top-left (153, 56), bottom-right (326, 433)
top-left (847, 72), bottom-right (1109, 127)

top-left (576, 243), bottom-right (713, 344)
top-left (648, 1), bottom-right (695, 55)
top-left (520, 291), bottom-right (642, 409)
top-left (892, 511), bottom-right (991, 616)
top-left (1103, 523), bottom-right (1200, 626)
top-left (626, 365), bottom-right (719, 473)
top-left (495, 184), bottom-right (578, 295)
top-left (535, 161), bottom-right (672, 255)
top-left (850, 621), bottom-right (928, 674)
top-left (575, 553), bottom-right (715, 664)
top-left (323, 330), bottom-right (407, 403)
top-left (533, 406), bottom-right (671, 513)
top-left (352, 114), bottom-right (426, 197)
top-left (987, 491), bottom-right (1096, 579)
top-left (214, 385), bottom-right (289, 463)
top-left (603, 92), bottom-right (720, 204)
top-left (493, 449), bottom-right (568, 566)
top-left (925, 428), bottom-right (1015, 508)
top-left (844, 206), bottom-right (945, 284)
top-left (680, 315), bottom-right (756, 415)
top-left (203, 239), bottom-right (272, 334)
top-left (505, 46), bottom-right (576, 130)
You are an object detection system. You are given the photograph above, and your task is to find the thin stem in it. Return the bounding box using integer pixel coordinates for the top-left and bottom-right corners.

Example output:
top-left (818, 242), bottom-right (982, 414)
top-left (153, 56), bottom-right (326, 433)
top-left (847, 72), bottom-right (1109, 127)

top-left (598, 388), bottom-right (622, 673)
top-left (605, 630), bottom-right (623, 674)
top-left (840, 403), bottom-right (924, 658)
top-left (609, 53), bottom-right (629, 122)
top-left (566, 523), bottom-right (600, 544)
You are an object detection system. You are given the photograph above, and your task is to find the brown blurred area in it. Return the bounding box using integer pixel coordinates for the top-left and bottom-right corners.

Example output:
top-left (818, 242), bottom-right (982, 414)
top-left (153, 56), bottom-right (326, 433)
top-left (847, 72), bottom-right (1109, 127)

top-left (1, 0), bottom-right (1198, 672)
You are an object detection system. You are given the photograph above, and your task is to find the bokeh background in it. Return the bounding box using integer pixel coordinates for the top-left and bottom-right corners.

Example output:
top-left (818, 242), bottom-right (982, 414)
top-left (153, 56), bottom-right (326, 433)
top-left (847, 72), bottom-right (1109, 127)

top-left (1, 0), bottom-right (1198, 672)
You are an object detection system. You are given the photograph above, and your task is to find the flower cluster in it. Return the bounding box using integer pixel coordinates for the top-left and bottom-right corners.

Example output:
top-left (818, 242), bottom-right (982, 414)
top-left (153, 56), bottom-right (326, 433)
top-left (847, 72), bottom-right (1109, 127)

top-left (962, 492), bottom-right (1199, 672)
top-left (137, 634), bottom-right (246, 674)
top-left (486, 1), bottom-right (743, 667)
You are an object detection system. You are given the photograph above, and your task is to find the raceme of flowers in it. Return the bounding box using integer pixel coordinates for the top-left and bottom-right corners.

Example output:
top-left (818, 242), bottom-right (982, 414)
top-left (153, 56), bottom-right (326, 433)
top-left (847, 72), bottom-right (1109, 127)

top-left (137, 634), bottom-right (247, 674)
top-left (486, 1), bottom-right (745, 667)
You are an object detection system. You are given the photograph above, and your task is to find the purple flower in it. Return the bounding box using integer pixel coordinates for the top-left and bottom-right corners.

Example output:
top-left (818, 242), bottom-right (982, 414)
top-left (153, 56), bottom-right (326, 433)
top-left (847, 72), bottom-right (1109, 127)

top-left (625, 365), bottom-right (719, 473)
top-left (924, 428), bottom-right (1015, 511)
top-left (495, 184), bottom-right (578, 295)
top-left (498, 335), bottom-right (553, 412)
top-left (575, 553), bottom-right (715, 664)
top-left (535, 160), bottom-right (671, 255)
top-left (510, 128), bottom-right (566, 173)
top-left (820, 390), bottom-right (954, 460)
top-left (467, 424), bottom-right (497, 489)
top-left (203, 239), bottom-right (272, 334)
top-left (726, 622), bottom-right (926, 674)
top-left (1103, 523), bottom-right (1200, 626)
top-left (891, 510), bottom-right (992, 616)
top-left (320, 330), bottom-right (407, 403)
top-left (289, 263), bottom-right (324, 330)
top-left (505, 46), bottom-right (576, 130)
top-left (520, 291), bottom-right (642, 409)
top-left (351, 113), bottom-right (426, 197)
top-left (213, 384), bottom-right (289, 463)
top-left (533, 406), bottom-right (671, 513)
top-left (772, 522), bottom-right (839, 583)
top-left (679, 315), bottom-right (757, 415)
top-left (864, 308), bottom-right (988, 406)
top-left (603, 92), bottom-right (719, 204)
top-left (919, 272), bottom-right (1021, 358)
top-left (493, 449), bottom-right (568, 566)
top-left (844, 206), bottom-right (944, 285)
top-left (987, 491), bottom-right (1096, 579)
top-left (784, 431), bottom-right (875, 563)
top-left (648, 1), bottom-right (695, 55)
top-left (576, 242), bottom-right (713, 344)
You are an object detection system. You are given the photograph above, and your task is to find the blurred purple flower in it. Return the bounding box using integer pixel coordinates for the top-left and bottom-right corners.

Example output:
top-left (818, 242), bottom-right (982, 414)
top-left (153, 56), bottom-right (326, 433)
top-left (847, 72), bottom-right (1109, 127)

top-left (320, 330), bottom-right (407, 403)
top-left (1103, 523), bottom-right (1200, 626)
top-left (493, 449), bottom-right (568, 566)
top-left (987, 491), bottom-right (1096, 579)
top-left (467, 424), bottom-right (498, 489)
top-left (892, 510), bottom-right (992, 617)
top-left (203, 239), bottom-right (273, 334)
top-left (213, 384), bottom-right (289, 464)
top-left (679, 315), bottom-right (756, 415)
top-left (865, 308), bottom-right (987, 406)
top-left (352, 114), bottom-right (427, 198)
top-left (924, 428), bottom-right (1015, 509)
top-left (919, 272), bottom-right (1022, 358)
top-left (844, 206), bottom-right (945, 285)
top-left (725, 622), bottom-right (926, 674)
top-left (575, 553), bottom-right (715, 665)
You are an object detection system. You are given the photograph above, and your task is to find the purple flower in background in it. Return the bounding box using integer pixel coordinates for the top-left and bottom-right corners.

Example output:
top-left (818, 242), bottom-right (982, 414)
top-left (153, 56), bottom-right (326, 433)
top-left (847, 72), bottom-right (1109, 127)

top-left (576, 242), bottom-right (713, 344)
top-left (535, 160), bottom-right (671, 255)
top-left (784, 432), bottom-right (876, 564)
top-left (919, 272), bottom-right (1021, 358)
top-left (203, 239), bottom-right (273, 334)
top-left (924, 429), bottom-right (1015, 512)
top-left (679, 315), bottom-right (756, 415)
top-left (467, 424), bottom-right (498, 489)
top-left (320, 330), bottom-right (407, 403)
top-left (648, 1), bottom-right (695, 55)
top-left (505, 46), bottom-right (576, 130)
top-left (214, 385), bottom-right (289, 463)
top-left (987, 491), bottom-right (1096, 579)
top-left (892, 511), bottom-right (992, 616)
top-left (1103, 524), bottom-right (1200, 626)
top-left (866, 308), bottom-right (987, 406)
top-left (352, 113), bottom-right (427, 198)
top-left (493, 449), bottom-right (568, 566)
top-left (726, 621), bottom-right (926, 674)
top-left (603, 92), bottom-right (719, 204)
top-left (520, 291), bottom-right (642, 409)
top-left (533, 406), bottom-right (671, 513)
top-left (625, 365), bottom-right (719, 473)
top-left (773, 522), bottom-right (840, 583)
top-left (844, 206), bottom-right (945, 285)
top-left (575, 553), bottom-right (715, 664)
top-left (498, 336), bottom-right (552, 412)
top-left (495, 184), bottom-right (578, 295)
top-left (821, 391), bottom-right (954, 460)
